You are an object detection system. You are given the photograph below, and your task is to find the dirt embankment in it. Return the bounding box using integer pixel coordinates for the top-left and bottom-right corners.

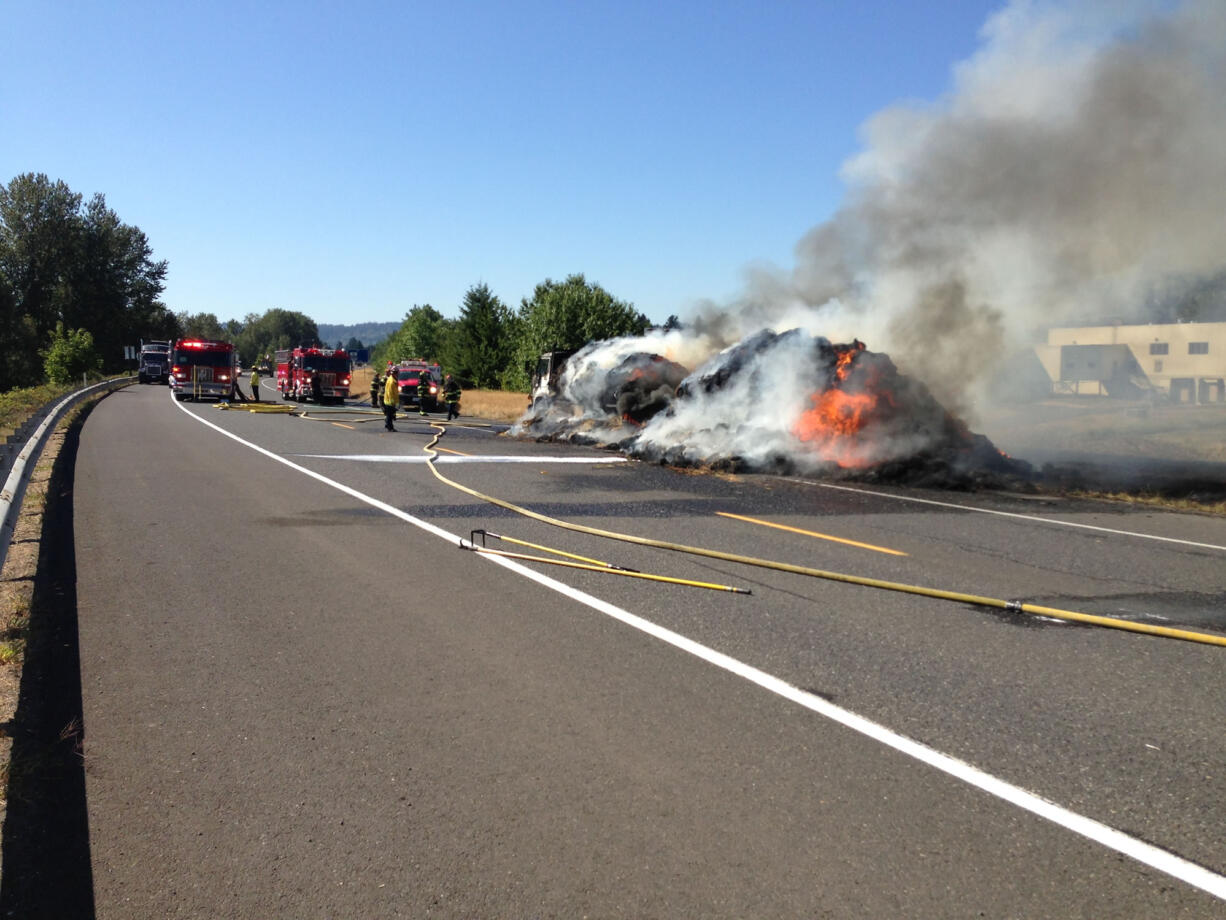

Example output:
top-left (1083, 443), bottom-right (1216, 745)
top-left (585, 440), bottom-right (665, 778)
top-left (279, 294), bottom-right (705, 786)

top-left (0, 395), bottom-right (98, 912)
top-left (978, 398), bottom-right (1226, 505)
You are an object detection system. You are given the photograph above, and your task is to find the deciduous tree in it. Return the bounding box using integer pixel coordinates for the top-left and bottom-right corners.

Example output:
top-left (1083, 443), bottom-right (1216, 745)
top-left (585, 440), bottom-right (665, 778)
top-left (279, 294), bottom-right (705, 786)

top-left (0, 172), bottom-right (171, 388)
top-left (374, 305), bottom-right (452, 367)
top-left (507, 274), bottom-right (649, 389)
top-left (231, 309), bottom-right (320, 365)
top-left (42, 322), bottom-right (102, 384)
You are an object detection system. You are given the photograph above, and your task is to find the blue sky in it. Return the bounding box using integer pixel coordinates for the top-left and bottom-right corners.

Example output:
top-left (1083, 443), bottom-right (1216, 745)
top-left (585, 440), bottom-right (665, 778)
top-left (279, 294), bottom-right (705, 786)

top-left (2, 0), bottom-right (1005, 326)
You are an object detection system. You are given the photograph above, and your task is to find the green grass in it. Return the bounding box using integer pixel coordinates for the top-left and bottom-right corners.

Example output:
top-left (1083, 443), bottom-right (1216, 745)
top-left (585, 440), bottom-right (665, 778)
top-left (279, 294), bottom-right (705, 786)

top-left (0, 597), bottom-right (30, 667)
top-left (0, 375), bottom-right (134, 437)
top-left (0, 383), bottom-right (76, 435)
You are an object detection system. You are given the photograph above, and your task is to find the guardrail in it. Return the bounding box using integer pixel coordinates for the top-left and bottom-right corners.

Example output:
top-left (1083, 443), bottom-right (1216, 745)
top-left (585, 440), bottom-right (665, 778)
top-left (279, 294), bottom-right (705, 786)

top-left (0, 397), bottom-right (61, 484)
top-left (0, 378), bottom-right (131, 574)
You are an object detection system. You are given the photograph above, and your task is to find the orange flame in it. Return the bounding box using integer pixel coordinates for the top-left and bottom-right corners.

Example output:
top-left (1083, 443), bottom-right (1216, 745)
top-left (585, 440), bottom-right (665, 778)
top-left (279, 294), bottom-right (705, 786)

top-left (833, 340), bottom-right (865, 381)
top-left (834, 349), bottom-right (856, 381)
top-left (794, 388), bottom-right (877, 468)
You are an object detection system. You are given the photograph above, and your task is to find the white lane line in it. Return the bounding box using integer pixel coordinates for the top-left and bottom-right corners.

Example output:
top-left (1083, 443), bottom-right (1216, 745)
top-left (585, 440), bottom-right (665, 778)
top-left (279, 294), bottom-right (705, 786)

top-left (295, 453), bottom-right (626, 464)
top-left (174, 396), bottom-right (1226, 902)
top-left (790, 478), bottom-right (1226, 553)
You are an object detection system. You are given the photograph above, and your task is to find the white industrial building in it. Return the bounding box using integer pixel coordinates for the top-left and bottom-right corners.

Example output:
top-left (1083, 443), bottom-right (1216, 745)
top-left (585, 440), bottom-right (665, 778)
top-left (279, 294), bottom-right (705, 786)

top-left (1033, 321), bottom-right (1226, 403)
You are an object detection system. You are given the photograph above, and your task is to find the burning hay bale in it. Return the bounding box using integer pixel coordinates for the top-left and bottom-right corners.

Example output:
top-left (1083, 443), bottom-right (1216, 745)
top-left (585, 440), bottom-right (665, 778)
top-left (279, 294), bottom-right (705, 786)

top-left (608, 354), bottom-right (690, 423)
top-left (512, 329), bottom-right (1032, 489)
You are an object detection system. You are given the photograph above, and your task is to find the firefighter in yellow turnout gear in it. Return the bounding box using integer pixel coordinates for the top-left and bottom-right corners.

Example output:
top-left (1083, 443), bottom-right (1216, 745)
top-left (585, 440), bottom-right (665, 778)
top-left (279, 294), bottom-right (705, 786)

top-left (383, 368), bottom-right (400, 431)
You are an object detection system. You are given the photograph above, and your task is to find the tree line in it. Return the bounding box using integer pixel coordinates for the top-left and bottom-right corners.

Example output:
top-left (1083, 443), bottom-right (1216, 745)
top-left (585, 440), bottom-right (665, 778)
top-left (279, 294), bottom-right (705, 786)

top-left (0, 173), bottom-right (333, 385)
top-left (1, 172), bottom-right (664, 393)
top-left (0, 173), bottom-right (176, 389)
top-left (373, 277), bottom-right (660, 390)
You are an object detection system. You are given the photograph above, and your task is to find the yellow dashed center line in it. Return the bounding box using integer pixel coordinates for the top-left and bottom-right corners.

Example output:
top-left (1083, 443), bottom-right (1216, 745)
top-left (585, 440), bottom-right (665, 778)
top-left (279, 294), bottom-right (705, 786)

top-left (716, 511), bottom-right (908, 556)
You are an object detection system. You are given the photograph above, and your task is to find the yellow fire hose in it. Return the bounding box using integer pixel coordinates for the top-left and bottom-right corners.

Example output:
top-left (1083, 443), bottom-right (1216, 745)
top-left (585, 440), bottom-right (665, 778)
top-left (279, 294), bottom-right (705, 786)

top-left (464, 528), bottom-right (748, 592)
top-left (470, 528), bottom-right (638, 571)
top-left (295, 408), bottom-right (387, 423)
top-left (420, 424), bottom-right (1226, 648)
top-left (215, 402), bottom-right (296, 413)
top-left (464, 541), bottom-right (751, 593)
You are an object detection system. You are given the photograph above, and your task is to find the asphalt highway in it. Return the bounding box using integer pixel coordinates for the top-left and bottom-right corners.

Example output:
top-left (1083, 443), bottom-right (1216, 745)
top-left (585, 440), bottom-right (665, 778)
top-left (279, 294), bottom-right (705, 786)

top-left (69, 382), bottom-right (1226, 917)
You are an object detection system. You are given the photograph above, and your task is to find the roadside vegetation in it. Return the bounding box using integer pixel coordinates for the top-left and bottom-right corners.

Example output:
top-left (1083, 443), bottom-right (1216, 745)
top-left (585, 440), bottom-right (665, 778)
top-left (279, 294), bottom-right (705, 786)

top-left (0, 383), bottom-right (76, 435)
top-left (1068, 491), bottom-right (1226, 515)
top-left (0, 399), bottom-right (95, 673)
top-left (368, 274), bottom-right (659, 392)
top-left (455, 389), bottom-right (532, 422)
top-left (0, 395), bottom-right (102, 814)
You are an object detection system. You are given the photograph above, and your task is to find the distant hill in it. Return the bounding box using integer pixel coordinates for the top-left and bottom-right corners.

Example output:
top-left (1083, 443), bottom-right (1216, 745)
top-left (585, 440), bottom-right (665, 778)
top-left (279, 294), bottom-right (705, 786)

top-left (316, 321), bottom-right (401, 349)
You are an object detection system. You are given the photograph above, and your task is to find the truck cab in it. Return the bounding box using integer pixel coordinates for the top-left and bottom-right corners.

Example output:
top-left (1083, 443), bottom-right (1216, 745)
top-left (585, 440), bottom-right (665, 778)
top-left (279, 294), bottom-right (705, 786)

top-left (394, 361), bottom-right (443, 411)
top-left (169, 339), bottom-right (236, 401)
top-left (138, 340), bottom-right (172, 384)
top-left (276, 346), bottom-right (352, 403)
top-left (529, 350), bottom-right (576, 408)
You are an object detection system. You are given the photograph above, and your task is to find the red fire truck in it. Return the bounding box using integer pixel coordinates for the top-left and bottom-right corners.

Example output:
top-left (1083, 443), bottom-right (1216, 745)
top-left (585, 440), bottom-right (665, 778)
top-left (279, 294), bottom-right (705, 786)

top-left (169, 339), bottom-right (237, 401)
top-left (391, 360), bottom-right (443, 412)
top-left (275, 346), bottom-right (352, 404)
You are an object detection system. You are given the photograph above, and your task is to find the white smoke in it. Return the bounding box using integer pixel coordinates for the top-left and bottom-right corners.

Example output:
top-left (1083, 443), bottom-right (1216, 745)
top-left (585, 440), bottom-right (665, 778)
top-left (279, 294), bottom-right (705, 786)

top-left (632, 331), bottom-right (828, 471)
top-left (517, 0), bottom-right (1226, 472)
top-left (682, 0), bottom-right (1226, 399)
top-left (789, 0), bottom-right (1226, 401)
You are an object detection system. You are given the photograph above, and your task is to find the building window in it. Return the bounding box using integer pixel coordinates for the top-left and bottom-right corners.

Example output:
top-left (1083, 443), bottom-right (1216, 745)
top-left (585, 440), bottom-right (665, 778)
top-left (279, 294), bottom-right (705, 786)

top-left (1154, 360), bottom-right (1163, 373)
top-left (1149, 343), bottom-right (1169, 355)
top-left (1189, 342), bottom-right (1209, 355)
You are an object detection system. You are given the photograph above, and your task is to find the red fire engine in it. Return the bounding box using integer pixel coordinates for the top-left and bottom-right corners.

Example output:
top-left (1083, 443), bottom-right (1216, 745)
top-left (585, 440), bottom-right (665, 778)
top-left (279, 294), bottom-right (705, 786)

top-left (275, 346), bottom-right (352, 404)
top-left (391, 360), bottom-right (443, 412)
top-left (169, 339), bottom-right (237, 401)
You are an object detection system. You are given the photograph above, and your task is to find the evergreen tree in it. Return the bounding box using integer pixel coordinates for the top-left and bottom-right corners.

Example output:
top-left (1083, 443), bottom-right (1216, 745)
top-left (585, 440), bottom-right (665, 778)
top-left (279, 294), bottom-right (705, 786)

top-left (444, 283), bottom-right (512, 388)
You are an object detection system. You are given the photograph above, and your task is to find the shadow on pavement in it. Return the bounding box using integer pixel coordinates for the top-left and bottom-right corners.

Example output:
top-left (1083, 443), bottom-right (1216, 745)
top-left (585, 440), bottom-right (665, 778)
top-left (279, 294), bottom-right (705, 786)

top-left (0, 408), bottom-right (95, 918)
